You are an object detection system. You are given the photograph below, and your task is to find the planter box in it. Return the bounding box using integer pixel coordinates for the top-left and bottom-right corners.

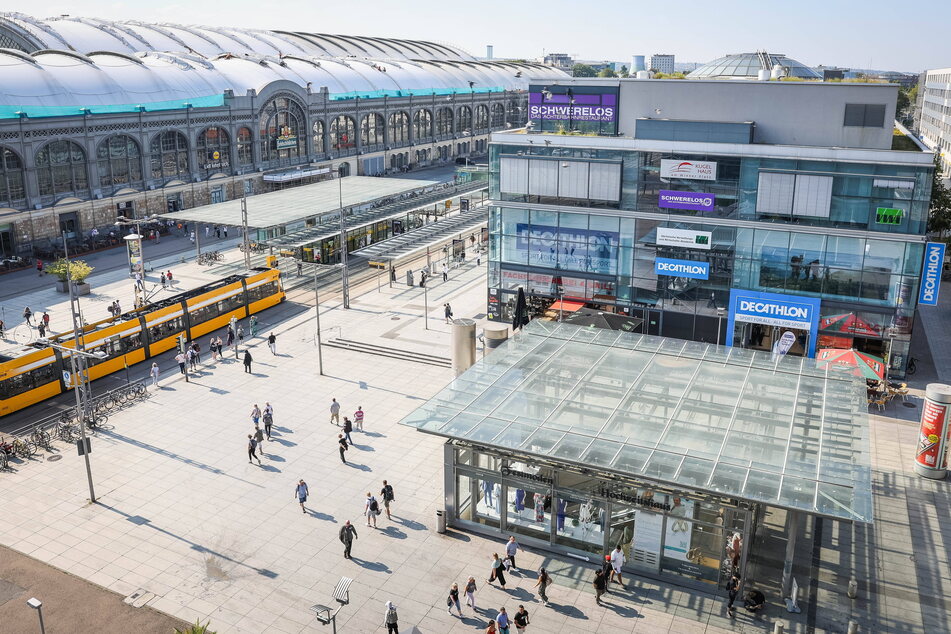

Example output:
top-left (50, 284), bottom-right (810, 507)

top-left (55, 280), bottom-right (91, 296)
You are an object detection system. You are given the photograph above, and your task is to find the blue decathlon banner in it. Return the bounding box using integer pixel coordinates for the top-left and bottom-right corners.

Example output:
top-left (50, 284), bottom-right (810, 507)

top-left (654, 257), bottom-right (709, 280)
top-left (918, 241), bottom-right (946, 306)
top-left (727, 289), bottom-right (822, 357)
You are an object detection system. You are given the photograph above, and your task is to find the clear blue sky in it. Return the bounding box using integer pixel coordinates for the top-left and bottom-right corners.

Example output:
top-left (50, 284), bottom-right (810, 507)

top-left (15, 0), bottom-right (949, 72)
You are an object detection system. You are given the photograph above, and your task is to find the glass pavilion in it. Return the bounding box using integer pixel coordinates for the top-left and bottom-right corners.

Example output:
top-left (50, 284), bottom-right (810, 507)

top-left (401, 320), bottom-right (872, 588)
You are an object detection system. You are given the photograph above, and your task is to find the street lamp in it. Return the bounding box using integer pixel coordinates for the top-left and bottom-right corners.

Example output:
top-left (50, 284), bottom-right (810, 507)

top-left (716, 307), bottom-right (726, 346)
top-left (27, 597), bottom-right (46, 634)
top-left (313, 264), bottom-right (324, 375)
top-left (337, 172), bottom-right (350, 309)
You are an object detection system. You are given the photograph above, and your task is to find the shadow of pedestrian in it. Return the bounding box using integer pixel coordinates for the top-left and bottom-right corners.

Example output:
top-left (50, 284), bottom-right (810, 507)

top-left (350, 557), bottom-right (392, 574)
top-left (270, 438), bottom-right (297, 447)
top-left (362, 431), bottom-right (386, 438)
top-left (344, 462), bottom-right (372, 472)
top-left (549, 603), bottom-right (588, 620)
top-left (258, 464), bottom-right (282, 473)
top-left (264, 454), bottom-right (286, 462)
top-left (379, 525), bottom-right (406, 539)
top-left (507, 587), bottom-right (533, 601)
top-left (395, 517), bottom-right (427, 531)
top-left (309, 511), bottom-right (336, 523)
top-left (272, 426), bottom-right (293, 434)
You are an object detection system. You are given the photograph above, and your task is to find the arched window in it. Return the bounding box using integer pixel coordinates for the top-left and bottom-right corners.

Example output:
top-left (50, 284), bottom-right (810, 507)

top-left (0, 146), bottom-right (25, 206)
top-left (149, 131), bottom-right (189, 181)
top-left (436, 108), bottom-right (453, 136)
top-left (259, 97), bottom-right (306, 162)
top-left (491, 103), bottom-right (505, 127)
top-left (196, 127), bottom-right (231, 177)
top-left (413, 109), bottom-right (432, 139)
top-left (330, 115), bottom-right (356, 150)
top-left (96, 135), bottom-right (142, 190)
top-left (36, 140), bottom-right (88, 197)
top-left (237, 127), bottom-right (253, 165)
top-left (388, 112), bottom-right (409, 144)
top-left (313, 120), bottom-right (325, 154)
top-left (361, 113), bottom-right (385, 146)
top-left (507, 100), bottom-right (521, 125)
top-left (475, 105), bottom-right (489, 130)
top-left (457, 106), bottom-right (472, 133)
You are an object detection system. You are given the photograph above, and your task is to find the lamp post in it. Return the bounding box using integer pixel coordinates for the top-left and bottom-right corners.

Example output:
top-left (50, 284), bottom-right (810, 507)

top-left (27, 598), bottom-right (46, 634)
top-left (716, 307), bottom-right (726, 346)
top-left (241, 190), bottom-right (251, 270)
top-left (338, 173), bottom-right (350, 309)
top-left (313, 264), bottom-right (324, 375)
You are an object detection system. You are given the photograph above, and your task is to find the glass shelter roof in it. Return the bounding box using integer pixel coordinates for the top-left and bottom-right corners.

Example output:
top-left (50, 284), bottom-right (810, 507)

top-left (400, 320), bottom-right (873, 523)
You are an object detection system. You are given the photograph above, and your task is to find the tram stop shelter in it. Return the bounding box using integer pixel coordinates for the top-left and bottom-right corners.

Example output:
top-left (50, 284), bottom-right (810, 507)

top-left (400, 320), bottom-right (873, 594)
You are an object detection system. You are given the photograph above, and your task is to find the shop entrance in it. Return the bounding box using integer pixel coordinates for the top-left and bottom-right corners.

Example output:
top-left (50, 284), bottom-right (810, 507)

top-left (734, 323), bottom-right (809, 356)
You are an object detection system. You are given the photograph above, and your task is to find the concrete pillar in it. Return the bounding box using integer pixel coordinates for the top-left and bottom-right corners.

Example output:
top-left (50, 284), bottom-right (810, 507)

top-left (451, 318), bottom-right (476, 376)
top-left (915, 383), bottom-right (951, 479)
top-left (483, 325), bottom-right (509, 351)
top-left (781, 510), bottom-right (802, 599)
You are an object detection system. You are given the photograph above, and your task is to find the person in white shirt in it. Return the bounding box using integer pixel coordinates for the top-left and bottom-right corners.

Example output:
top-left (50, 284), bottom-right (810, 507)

top-left (330, 398), bottom-right (340, 425)
top-left (609, 545), bottom-right (626, 588)
top-left (149, 362), bottom-right (160, 387)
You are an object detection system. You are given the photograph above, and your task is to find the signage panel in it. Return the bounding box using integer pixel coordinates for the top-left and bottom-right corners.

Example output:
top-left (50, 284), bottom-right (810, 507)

top-left (918, 241), bottom-right (946, 306)
top-left (658, 190), bottom-right (715, 212)
top-left (528, 92), bottom-right (617, 123)
top-left (916, 400), bottom-right (948, 472)
top-left (515, 223), bottom-right (618, 274)
top-left (654, 257), bottom-right (709, 280)
top-left (655, 227), bottom-right (711, 250)
top-left (875, 207), bottom-right (904, 225)
top-left (727, 289), bottom-right (822, 357)
top-left (660, 159), bottom-right (717, 181)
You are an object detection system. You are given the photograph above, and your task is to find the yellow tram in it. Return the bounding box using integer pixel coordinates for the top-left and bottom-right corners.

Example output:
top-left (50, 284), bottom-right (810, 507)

top-left (0, 267), bottom-right (284, 417)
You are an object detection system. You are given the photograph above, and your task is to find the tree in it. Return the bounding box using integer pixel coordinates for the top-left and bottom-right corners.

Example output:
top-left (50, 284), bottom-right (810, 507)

top-left (46, 258), bottom-right (95, 284)
top-left (597, 67), bottom-right (617, 78)
top-left (571, 64), bottom-right (596, 77)
top-left (896, 89), bottom-right (910, 115)
top-left (927, 156), bottom-right (951, 239)
top-left (619, 65), bottom-right (629, 76)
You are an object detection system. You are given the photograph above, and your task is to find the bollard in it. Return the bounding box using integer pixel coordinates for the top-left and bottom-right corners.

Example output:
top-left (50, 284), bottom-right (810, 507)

top-left (773, 622), bottom-right (784, 634)
top-left (847, 577), bottom-right (858, 599)
top-left (436, 509), bottom-right (446, 534)
top-left (847, 620), bottom-right (858, 634)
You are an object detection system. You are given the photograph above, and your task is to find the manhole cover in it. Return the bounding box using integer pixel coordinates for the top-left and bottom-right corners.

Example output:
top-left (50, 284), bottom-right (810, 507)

top-left (47, 455), bottom-right (62, 462)
top-left (903, 402), bottom-right (917, 408)
top-left (391, 316), bottom-right (400, 320)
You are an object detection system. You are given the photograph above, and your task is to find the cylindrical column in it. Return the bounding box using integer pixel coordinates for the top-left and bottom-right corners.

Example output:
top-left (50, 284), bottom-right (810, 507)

top-left (915, 383), bottom-right (951, 479)
top-left (451, 318), bottom-right (476, 376)
top-left (483, 325), bottom-right (509, 351)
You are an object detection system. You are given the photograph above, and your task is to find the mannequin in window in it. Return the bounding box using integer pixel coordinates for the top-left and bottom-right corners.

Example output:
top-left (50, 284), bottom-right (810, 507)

top-left (534, 492), bottom-right (545, 523)
top-left (579, 499), bottom-right (596, 537)
top-left (481, 480), bottom-right (494, 509)
top-left (669, 496), bottom-right (689, 533)
top-left (556, 499), bottom-right (567, 532)
top-left (514, 488), bottom-right (526, 513)
top-left (493, 482), bottom-right (502, 516)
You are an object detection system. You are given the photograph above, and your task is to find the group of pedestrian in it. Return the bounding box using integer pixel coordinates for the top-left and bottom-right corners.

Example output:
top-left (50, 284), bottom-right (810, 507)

top-left (246, 402), bottom-right (275, 465)
top-left (331, 399), bottom-right (367, 463)
top-left (107, 300), bottom-right (122, 318)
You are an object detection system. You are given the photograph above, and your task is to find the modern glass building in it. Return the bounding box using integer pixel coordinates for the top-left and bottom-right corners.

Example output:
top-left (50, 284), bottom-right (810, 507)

top-left (487, 78), bottom-right (936, 375)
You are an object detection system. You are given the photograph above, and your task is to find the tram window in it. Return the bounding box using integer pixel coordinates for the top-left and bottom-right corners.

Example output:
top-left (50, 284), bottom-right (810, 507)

top-left (247, 282), bottom-right (278, 304)
top-left (121, 333), bottom-right (143, 352)
top-left (0, 364), bottom-right (57, 399)
top-left (149, 316), bottom-right (183, 342)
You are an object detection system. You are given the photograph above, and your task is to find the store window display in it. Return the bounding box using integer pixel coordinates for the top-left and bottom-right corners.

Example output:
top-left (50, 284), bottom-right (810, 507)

top-left (507, 485), bottom-right (551, 538)
top-left (554, 495), bottom-right (605, 553)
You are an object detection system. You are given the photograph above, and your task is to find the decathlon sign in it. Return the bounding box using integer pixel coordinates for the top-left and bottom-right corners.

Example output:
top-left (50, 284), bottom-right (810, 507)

top-left (727, 289), bottom-right (821, 357)
top-left (655, 257), bottom-right (709, 280)
top-left (660, 159), bottom-right (717, 181)
top-left (918, 241), bottom-right (946, 306)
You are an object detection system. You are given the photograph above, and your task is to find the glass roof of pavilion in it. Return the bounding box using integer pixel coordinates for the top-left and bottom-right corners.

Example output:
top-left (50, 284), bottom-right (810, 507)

top-left (400, 320), bottom-right (873, 523)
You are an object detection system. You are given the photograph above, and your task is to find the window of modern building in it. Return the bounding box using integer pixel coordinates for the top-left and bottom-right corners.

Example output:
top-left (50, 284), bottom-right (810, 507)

top-left (330, 115), bottom-right (356, 150)
top-left (96, 135), bottom-right (142, 190)
top-left (491, 103), bottom-right (505, 128)
top-left (476, 104), bottom-right (489, 130)
top-left (0, 147), bottom-right (24, 206)
top-left (457, 106), bottom-right (472, 133)
top-left (313, 120), bottom-right (325, 154)
top-left (196, 127), bottom-right (231, 177)
top-left (361, 113), bottom-right (385, 147)
top-left (414, 109), bottom-right (432, 139)
top-left (36, 140), bottom-right (88, 197)
top-left (259, 97), bottom-right (306, 161)
top-left (389, 111), bottom-right (409, 144)
top-left (149, 131), bottom-right (189, 181)
top-left (436, 107), bottom-right (454, 136)
top-left (843, 104), bottom-right (886, 127)
top-left (507, 101), bottom-right (521, 125)
top-left (237, 127), bottom-right (253, 165)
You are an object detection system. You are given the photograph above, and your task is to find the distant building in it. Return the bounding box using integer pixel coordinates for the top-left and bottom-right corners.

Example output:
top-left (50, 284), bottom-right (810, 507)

top-left (650, 54), bottom-right (675, 74)
top-left (917, 67), bottom-right (951, 180)
top-left (688, 52), bottom-right (820, 80)
top-left (818, 67), bottom-right (847, 81)
top-left (543, 53), bottom-right (574, 71)
top-left (632, 55), bottom-right (646, 73)
top-left (486, 45), bottom-right (494, 60)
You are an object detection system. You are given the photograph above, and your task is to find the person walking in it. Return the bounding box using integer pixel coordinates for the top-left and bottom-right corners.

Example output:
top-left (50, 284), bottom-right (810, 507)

top-left (380, 480), bottom-right (394, 519)
top-left (247, 434), bottom-right (261, 464)
top-left (209, 336), bottom-right (217, 361)
top-left (175, 351), bottom-right (187, 375)
top-left (535, 567), bottom-right (551, 604)
top-left (36, 259), bottom-right (43, 276)
top-left (268, 332), bottom-right (277, 355)
top-left (215, 336), bottom-right (223, 359)
top-left (150, 362), bottom-right (160, 388)
top-left (37, 321), bottom-right (46, 338)
top-left (593, 569), bottom-right (607, 606)
top-left (191, 342), bottom-right (201, 364)
top-left (365, 492), bottom-right (379, 528)
top-left (339, 520), bottom-right (358, 559)
top-left (187, 346), bottom-right (197, 371)
top-left (223, 226), bottom-right (228, 239)
top-left (342, 417), bottom-right (353, 445)
top-left (0, 319), bottom-right (5, 339)
top-left (383, 601), bottom-right (399, 634)
top-left (496, 607), bottom-right (511, 634)
top-left (505, 536), bottom-right (520, 571)
top-left (134, 271), bottom-right (144, 291)
top-left (243, 349), bottom-right (253, 373)
top-left (226, 327), bottom-right (235, 348)
top-left (726, 573), bottom-right (740, 617)
top-left (464, 576), bottom-right (478, 611)
top-left (42, 312), bottom-right (50, 329)
top-left (487, 553), bottom-right (506, 589)
top-left (237, 325), bottom-right (244, 343)
top-left (161, 274), bottom-right (167, 290)
top-left (513, 605), bottom-right (530, 633)
top-left (296, 260), bottom-right (303, 277)
top-left (338, 434), bottom-right (348, 463)
top-left (205, 225), bottom-right (210, 240)
top-left (295, 479), bottom-right (309, 513)
top-left (23, 306), bottom-right (32, 325)
top-left (485, 620), bottom-right (498, 634)
top-left (444, 303), bottom-right (453, 324)
top-left (249, 315), bottom-right (258, 337)
top-left (441, 262), bottom-right (449, 282)
top-left (330, 398), bottom-right (340, 425)
top-left (263, 402), bottom-right (274, 440)
top-left (253, 425), bottom-right (265, 456)
top-left (353, 406), bottom-right (364, 431)
top-left (447, 583), bottom-right (461, 616)
top-left (250, 404), bottom-right (262, 425)
top-left (609, 545), bottom-right (626, 588)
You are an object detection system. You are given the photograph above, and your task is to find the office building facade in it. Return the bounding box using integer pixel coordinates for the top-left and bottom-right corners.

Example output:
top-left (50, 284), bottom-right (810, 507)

top-left (917, 67), bottom-right (951, 180)
top-left (650, 54), bottom-right (675, 75)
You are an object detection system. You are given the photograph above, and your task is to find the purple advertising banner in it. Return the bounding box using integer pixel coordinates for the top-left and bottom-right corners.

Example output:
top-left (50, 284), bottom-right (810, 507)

top-left (658, 190), bottom-right (716, 212)
top-left (528, 92), bottom-right (617, 123)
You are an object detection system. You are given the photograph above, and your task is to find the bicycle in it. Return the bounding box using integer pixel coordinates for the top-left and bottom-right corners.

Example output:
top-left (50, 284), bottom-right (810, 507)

top-left (10, 437), bottom-right (36, 459)
top-left (55, 419), bottom-right (78, 442)
top-left (30, 426), bottom-right (52, 451)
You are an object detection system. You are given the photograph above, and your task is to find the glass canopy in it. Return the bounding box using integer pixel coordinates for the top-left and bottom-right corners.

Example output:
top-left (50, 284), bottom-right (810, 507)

top-left (401, 320), bottom-right (873, 523)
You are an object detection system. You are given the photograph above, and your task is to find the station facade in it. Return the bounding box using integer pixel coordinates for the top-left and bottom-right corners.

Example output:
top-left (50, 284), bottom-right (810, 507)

top-left (487, 78), bottom-right (937, 375)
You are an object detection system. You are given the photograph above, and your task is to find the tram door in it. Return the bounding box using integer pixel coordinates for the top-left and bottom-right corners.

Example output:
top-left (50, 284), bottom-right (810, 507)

top-left (734, 323), bottom-right (809, 356)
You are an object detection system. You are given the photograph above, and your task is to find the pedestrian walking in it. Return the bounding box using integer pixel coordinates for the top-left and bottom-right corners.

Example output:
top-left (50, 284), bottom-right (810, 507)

top-left (114, 300), bottom-right (122, 316)
top-left (353, 406), bottom-right (364, 431)
top-left (205, 225), bottom-right (210, 239)
top-left (486, 620), bottom-right (498, 634)
top-left (496, 607), bottom-right (511, 634)
top-left (150, 362), bottom-right (160, 388)
top-left (250, 404), bottom-right (262, 425)
top-left (441, 262), bottom-right (448, 282)
top-left (365, 492), bottom-right (379, 528)
top-left (175, 351), bottom-right (186, 375)
top-left (505, 536), bottom-right (520, 571)
top-left (609, 545), bottom-right (626, 588)
top-left (447, 583), bottom-right (461, 616)
top-left (209, 336), bottom-right (217, 361)
top-left (513, 605), bottom-right (530, 633)
top-left (444, 303), bottom-right (453, 324)
top-left (0, 319), bottom-right (5, 338)
top-left (191, 342), bottom-right (201, 364)
top-left (36, 259), bottom-right (43, 276)
top-left (380, 480), bottom-right (394, 519)
top-left (223, 226), bottom-right (228, 239)
top-left (383, 601), bottom-right (399, 634)
top-left (253, 425), bottom-right (265, 456)
top-left (42, 312), bottom-right (50, 329)
top-left (215, 226), bottom-right (221, 239)
top-left (296, 260), bottom-right (303, 277)
top-left (464, 576), bottom-right (478, 611)
top-left (330, 398), bottom-right (340, 425)
top-left (726, 573), bottom-right (740, 617)
top-left (23, 306), bottom-right (32, 325)
top-left (268, 332), bottom-right (277, 355)
top-left (243, 349), bottom-right (253, 373)
top-left (161, 274), bottom-right (167, 289)
top-left (295, 479), bottom-right (309, 513)
top-left (189, 231), bottom-right (195, 244)
top-left (593, 569), bottom-right (606, 606)
top-left (134, 271), bottom-right (144, 290)
top-left (237, 325), bottom-right (244, 342)
top-left (600, 555), bottom-right (612, 594)
top-left (535, 568), bottom-right (551, 603)
top-left (249, 315), bottom-right (258, 337)
top-left (338, 434), bottom-right (348, 463)
top-left (166, 270), bottom-right (173, 284)
top-left (37, 322), bottom-right (46, 338)
top-left (187, 347), bottom-right (197, 370)
top-left (487, 553), bottom-right (506, 589)
top-left (263, 402), bottom-right (274, 439)
top-left (339, 520), bottom-right (357, 558)
top-left (247, 434), bottom-right (261, 464)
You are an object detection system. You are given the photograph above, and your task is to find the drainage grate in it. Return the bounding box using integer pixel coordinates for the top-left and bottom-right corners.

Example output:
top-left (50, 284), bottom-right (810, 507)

top-left (47, 455), bottom-right (62, 462)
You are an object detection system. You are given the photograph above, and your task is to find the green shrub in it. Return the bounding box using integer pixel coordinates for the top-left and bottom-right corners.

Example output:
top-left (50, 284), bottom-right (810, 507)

top-left (46, 258), bottom-right (94, 284)
top-left (173, 620), bottom-right (215, 634)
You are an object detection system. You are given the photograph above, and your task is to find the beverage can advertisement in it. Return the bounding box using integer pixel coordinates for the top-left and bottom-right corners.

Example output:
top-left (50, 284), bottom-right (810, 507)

top-left (916, 400), bottom-right (948, 470)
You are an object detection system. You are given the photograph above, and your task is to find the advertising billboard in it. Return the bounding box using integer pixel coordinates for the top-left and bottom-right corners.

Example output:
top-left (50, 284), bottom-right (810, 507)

top-left (658, 190), bottom-right (716, 212)
top-left (655, 227), bottom-right (712, 250)
top-left (528, 92), bottom-right (617, 123)
top-left (915, 399), bottom-right (948, 476)
top-left (727, 289), bottom-right (822, 357)
top-left (660, 159), bottom-right (717, 181)
top-left (515, 223), bottom-right (618, 275)
top-left (654, 258), bottom-right (709, 280)
top-left (918, 241), bottom-right (946, 306)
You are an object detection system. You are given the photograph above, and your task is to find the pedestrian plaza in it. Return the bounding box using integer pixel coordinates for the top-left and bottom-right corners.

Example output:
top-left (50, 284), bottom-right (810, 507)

top-left (0, 248), bottom-right (949, 633)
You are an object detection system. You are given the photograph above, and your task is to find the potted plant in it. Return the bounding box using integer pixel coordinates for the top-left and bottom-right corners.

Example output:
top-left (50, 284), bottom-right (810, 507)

top-left (47, 258), bottom-right (95, 296)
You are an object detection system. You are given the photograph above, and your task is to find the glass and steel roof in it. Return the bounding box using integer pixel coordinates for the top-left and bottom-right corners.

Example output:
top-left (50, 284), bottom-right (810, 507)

top-left (687, 52), bottom-right (821, 80)
top-left (401, 320), bottom-right (873, 523)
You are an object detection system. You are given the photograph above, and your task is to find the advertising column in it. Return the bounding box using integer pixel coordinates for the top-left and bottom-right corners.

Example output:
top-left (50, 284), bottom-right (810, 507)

top-left (915, 383), bottom-right (951, 479)
top-left (124, 233), bottom-right (144, 275)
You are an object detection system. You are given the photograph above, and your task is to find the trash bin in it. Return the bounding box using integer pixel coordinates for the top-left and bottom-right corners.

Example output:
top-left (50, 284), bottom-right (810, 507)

top-left (436, 509), bottom-right (447, 534)
top-left (406, 270), bottom-right (414, 287)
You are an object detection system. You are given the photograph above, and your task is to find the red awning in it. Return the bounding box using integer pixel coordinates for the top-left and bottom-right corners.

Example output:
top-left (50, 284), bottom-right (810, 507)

top-left (549, 299), bottom-right (585, 313)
